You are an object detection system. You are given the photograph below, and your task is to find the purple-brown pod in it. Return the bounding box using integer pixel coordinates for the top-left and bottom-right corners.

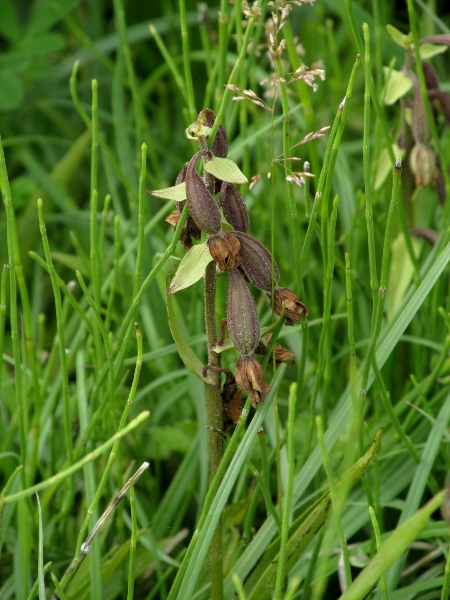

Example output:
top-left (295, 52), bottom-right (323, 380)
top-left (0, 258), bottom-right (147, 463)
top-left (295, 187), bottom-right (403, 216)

top-left (185, 150), bottom-right (221, 234)
top-left (219, 182), bottom-right (250, 233)
top-left (232, 232), bottom-right (279, 292)
top-left (198, 108), bottom-right (228, 158)
top-left (227, 268), bottom-right (260, 357)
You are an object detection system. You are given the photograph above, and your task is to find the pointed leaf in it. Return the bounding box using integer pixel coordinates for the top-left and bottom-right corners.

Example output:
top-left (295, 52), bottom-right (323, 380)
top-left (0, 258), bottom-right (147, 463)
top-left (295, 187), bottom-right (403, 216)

top-left (419, 43), bottom-right (448, 60)
top-left (167, 277), bottom-right (209, 383)
top-left (204, 157), bottom-right (248, 184)
top-left (383, 68), bottom-right (413, 105)
top-left (167, 243), bottom-right (213, 295)
top-left (386, 24), bottom-right (412, 48)
top-left (148, 182), bottom-right (186, 201)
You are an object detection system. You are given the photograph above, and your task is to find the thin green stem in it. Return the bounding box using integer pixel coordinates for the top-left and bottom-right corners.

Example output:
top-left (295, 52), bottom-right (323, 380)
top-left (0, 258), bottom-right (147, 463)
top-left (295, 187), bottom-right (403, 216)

top-left (90, 80), bottom-right (101, 308)
top-left (133, 144), bottom-right (147, 297)
top-left (37, 199), bottom-right (73, 464)
top-left (363, 24), bottom-right (378, 316)
top-left (127, 480), bottom-right (137, 600)
top-left (273, 53), bottom-right (300, 294)
top-left (0, 264), bottom-right (8, 388)
top-left (368, 506), bottom-right (388, 600)
top-left (274, 383), bottom-right (297, 598)
top-left (179, 0), bottom-right (197, 120)
top-left (216, 0), bottom-right (229, 111)
top-left (317, 416), bottom-right (352, 589)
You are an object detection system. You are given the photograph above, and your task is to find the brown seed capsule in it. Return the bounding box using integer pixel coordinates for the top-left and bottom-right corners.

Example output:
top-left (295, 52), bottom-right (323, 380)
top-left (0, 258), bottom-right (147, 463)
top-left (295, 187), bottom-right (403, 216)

top-left (254, 334), bottom-right (295, 364)
top-left (185, 150), bottom-right (222, 234)
top-left (271, 287), bottom-right (308, 326)
top-left (235, 355), bottom-right (270, 407)
top-left (165, 208), bottom-right (201, 252)
top-left (198, 108), bottom-right (228, 158)
top-left (232, 232), bottom-right (279, 291)
top-left (219, 182), bottom-right (250, 233)
top-left (227, 268), bottom-right (260, 357)
top-left (207, 230), bottom-right (242, 271)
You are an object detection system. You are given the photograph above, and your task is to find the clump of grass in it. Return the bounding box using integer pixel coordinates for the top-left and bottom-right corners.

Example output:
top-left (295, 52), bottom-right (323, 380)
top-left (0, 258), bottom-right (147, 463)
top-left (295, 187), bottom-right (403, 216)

top-left (1, 1), bottom-right (450, 599)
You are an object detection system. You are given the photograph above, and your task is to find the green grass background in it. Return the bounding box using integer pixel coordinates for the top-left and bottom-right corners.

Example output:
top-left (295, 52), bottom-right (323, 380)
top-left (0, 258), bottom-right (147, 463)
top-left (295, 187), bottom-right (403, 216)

top-left (1, 0), bottom-right (450, 598)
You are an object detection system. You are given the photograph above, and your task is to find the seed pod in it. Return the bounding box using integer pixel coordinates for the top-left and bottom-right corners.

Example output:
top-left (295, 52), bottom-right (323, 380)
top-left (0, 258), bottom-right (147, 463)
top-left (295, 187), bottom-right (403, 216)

top-left (219, 182), bottom-right (250, 233)
top-left (235, 355), bottom-right (270, 407)
top-left (175, 162), bottom-right (189, 185)
top-left (227, 268), bottom-right (260, 357)
top-left (232, 232), bottom-right (279, 291)
top-left (409, 143), bottom-right (437, 188)
top-left (207, 230), bottom-right (242, 271)
top-left (185, 150), bottom-right (221, 234)
top-left (271, 287), bottom-right (308, 326)
top-left (198, 108), bottom-right (228, 158)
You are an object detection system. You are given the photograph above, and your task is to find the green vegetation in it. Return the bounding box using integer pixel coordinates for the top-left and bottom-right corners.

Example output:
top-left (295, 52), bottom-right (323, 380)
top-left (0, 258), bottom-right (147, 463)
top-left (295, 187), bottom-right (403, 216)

top-left (1, 1), bottom-right (450, 598)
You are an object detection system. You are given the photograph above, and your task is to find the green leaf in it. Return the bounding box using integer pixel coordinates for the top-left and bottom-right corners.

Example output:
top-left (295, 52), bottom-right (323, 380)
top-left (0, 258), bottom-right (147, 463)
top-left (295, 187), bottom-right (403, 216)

top-left (245, 430), bottom-right (382, 600)
top-left (167, 276), bottom-right (208, 382)
top-left (387, 234), bottom-right (421, 321)
top-left (148, 182), bottom-right (186, 201)
top-left (204, 157), bottom-right (248, 184)
top-left (386, 24), bottom-right (412, 48)
top-left (339, 490), bottom-right (445, 600)
top-left (383, 68), bottom-right (413, 105)
top-left (167, 243), bottom-right (213, 295)
top-left (419, 43), bottom-right (448, 60)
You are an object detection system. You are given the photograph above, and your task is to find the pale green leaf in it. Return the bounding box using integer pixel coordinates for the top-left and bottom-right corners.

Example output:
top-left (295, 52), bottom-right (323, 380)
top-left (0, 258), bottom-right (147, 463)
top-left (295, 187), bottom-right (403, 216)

top-left (419, 43), bottom-right (448, 59)
top-left (383, 68), bottom-right (413, 105)
top-left (204, 157), bottom-right (248, 184)
top-left (167, 243), bottom-right (213, 295)
top-left (148, 182), bottom-right (186, 201)
top-left (387, 234), bottom-right (421, 321)
top-left (386, 24), bottom-right (412, 48)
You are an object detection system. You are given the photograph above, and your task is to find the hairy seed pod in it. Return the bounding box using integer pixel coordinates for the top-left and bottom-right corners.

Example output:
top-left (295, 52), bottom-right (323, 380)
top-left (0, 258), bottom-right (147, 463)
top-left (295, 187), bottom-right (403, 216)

top-left (185, 150), bottom-right (221, 234)
top-left (235, 356), bottom-right (270, 407)
top-left (232, 232), bottom-right (279, 291)
top-left (175, 162), bottom-right (189, 185)
top-left (198, 108), bottom-right (228, 158)
top-left (219, 182), bottom-right (250, 233)
top-left (227, 268), bottom-right (260, 357)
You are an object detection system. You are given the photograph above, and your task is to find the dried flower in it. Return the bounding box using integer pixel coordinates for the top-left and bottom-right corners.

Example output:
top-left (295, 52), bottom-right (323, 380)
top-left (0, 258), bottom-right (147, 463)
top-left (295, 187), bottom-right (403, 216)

top-left (227, 268), bottom-right (260, 356)
top-left (221, 370), bottom-right (243, 432)
top-left (185, 150), bottom-right (222, 234)
top-left (271, 287), bottom-right (308, 325)
top-left (232, 232), bottom-right (279, 291)
top-left (255, 333), bottom-right (295, 363)
top-left (165, 208), bottom-right (201, 251)
top-left (235, 355), bottom-right (270, 407)
top-left (219, 182), bottom-right (250, 233)
top-left (208, 230), bottom-right (242, 271)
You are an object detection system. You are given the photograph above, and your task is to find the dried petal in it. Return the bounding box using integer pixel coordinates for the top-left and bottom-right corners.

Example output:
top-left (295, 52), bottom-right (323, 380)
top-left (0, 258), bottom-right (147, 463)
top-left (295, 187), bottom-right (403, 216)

top-left (198, 108), bottom-right (228, 157)
top-left (166, 208), bottom-right (201, 251)
top-left (222, 370), bottom-right (243, 432)
top-left (185, 150), bottom-right (221, 234)
top-left (227, 269), bottom-right (260, 356)
top-left (409, 143), bottom-right (437, 187)
top-left (232, 232), bottom-right (279, 291)
top-left (219, 182), bottom-right (250, 233)
top-left (271, 287), bottom-right (308, 326)
top-left (207, 231), bottom-right (242, 271)
top-left (235, 356), bottom-right (270, 407)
